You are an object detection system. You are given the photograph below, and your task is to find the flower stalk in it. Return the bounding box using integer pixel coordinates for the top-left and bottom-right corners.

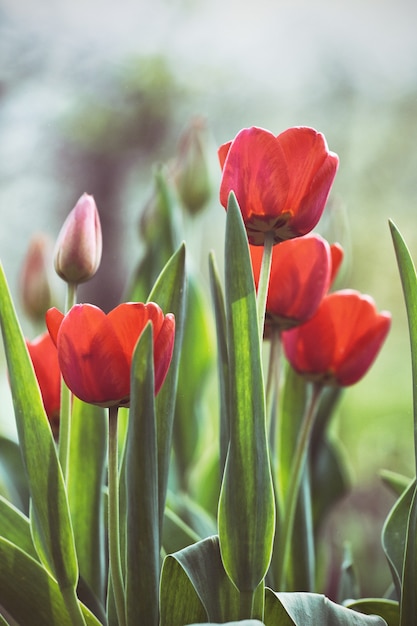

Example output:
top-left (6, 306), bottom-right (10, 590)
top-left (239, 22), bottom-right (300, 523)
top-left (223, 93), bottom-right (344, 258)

top-left (108, 405), bottom-right (126, 626)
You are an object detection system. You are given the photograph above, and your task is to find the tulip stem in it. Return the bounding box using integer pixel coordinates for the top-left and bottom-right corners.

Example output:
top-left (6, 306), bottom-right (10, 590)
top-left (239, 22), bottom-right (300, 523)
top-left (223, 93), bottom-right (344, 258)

top-left (266, 327), bottom-right (282, 458)
top-left (58, 281), bottom-right (77, 481)
top-left (275, 382), bottom-right (322, 590)
top-left (256, 231), bottom-right (274, 346)
top-left (108, 405), bottom-right (126, 626)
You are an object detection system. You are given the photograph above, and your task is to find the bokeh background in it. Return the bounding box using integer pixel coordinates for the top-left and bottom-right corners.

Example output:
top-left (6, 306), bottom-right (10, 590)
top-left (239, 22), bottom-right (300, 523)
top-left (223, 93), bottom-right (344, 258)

top-left (1, 0), bottom-right (417, 598)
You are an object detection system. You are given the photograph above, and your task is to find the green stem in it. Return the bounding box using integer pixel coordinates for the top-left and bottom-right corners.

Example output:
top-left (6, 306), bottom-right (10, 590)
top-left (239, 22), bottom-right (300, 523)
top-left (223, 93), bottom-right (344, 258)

top-left (61, 585), bottom-right (87, 626)
top-left (256, 231), bottom-right (274, 345)
top-left (58, 281), bottom-right (77, 481)
top-left (275, 383), bottom-right (322, 590)
top-left (266, 327), bottom-right (282, 459)
top-left (108, 405), bottom-right (126, 626)
top-left (239, 589), bottom-right (256, 620)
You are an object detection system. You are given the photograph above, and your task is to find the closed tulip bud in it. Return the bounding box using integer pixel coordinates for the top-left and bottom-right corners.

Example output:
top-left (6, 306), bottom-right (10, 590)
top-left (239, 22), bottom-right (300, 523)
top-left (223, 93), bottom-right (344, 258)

top-left (174, 117), bottom-right (211, 216)
top-left (54, 193), bottom-right (102, 284)
top-left (19, 233), bottom-right (57, 323)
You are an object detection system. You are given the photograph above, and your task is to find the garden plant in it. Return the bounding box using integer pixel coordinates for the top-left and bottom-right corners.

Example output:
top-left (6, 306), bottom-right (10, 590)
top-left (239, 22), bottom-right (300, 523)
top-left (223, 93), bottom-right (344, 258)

top-left (0, 123), bottom-right (415, 626)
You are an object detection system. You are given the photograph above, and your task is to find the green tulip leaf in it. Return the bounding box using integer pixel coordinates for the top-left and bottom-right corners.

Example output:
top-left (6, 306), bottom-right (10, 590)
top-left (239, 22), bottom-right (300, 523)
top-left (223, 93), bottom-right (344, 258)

top-left (399, 481), bottom-right (417, 626)
top-left (160, 535), bottom-right (244, 625)
top-left (208, 250), bottom-right (229, 478)
top-left (390, 220), bottom-right (417, 470)
top-left (0, 537), bottom-right (102, 626)
top-left (0, 495), bottom-right (37, 560)
top-left (218, 192), bottom-right (275, 596)
top-left (173, 272), bottom-right (214, 492)
top-left (346, 599), bottom-right (399, 626)
top-left (0, 435), bottom-right (29, 512)
top-left (125, 323), bottom-right (159, 626)
top-left (264, 588), bottom-right (387, 625)
top-left (0, 263), bottom-right (78, 591)
top-left (382, 475), bottom-right (416, 598)
top-left (188, 622), bottom-right (264, 626)
top-left (380, 470), bottom-right (412, 498)
top-left (67, 398), bottom-right (107, 604)
top-left (147, 242), bottom-right (187, 536)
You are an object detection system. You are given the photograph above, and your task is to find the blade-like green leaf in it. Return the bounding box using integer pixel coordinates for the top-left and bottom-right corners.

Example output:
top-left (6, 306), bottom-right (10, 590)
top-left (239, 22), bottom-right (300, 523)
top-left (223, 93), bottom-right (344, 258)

top-left (173, 272), bottom-right (214, 491)
top-left (399, 482), bottom-right (417, 626)
top-left (264, 589), bottom-right (387, 625)
top-left (208, 250), bottom-right (229, 478)
top-left (389, 220), bottom-right (417, 474)
top-left (380, 470), bottom-right (411, 498)
top-left (382, 475), bottom-right (416, 598)
top-left (218, 192), bottom-right (275, 595)
top-left (0, 262), bottom-right (78, 590)
top-left (160, 535), bottom-right (241, 625)
top-left (0, 495), bottom-right (37, 560)
top-left (0, 435), bottom-right (29, 512)
top-left (189, 622), bottom-right (264, 626)
top-left (346, 599), bottom-right (399, 626)
top-left (147, 242), bottom-right (187, 536)
top-left (0, 537), bottom-right (102, 626)
top-left (67, 398), bottom-right (107, 604)
top-left (125, 323), bottom-right (159, 626)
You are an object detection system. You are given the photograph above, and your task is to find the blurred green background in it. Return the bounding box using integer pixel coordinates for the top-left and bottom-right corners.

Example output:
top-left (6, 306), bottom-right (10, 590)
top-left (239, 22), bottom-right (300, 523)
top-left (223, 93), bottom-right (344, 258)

top-left (1, 0), bottom-right (416, 599)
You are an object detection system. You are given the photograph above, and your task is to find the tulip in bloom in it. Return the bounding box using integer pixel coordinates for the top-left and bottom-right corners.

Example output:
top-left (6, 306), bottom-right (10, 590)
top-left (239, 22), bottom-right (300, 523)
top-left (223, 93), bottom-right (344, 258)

top-left (250, 234), bottom-right (340, 331)
top-left (26, 331), bottom-right (61, 436)
top-left (219, 126), bottom-right (339, 245)
top-left (46, 302), bottom-right (175, 407)
top-left (54, 193), bottom-right (102, 284)
top-left (282, 290), bottom-right (391, 386)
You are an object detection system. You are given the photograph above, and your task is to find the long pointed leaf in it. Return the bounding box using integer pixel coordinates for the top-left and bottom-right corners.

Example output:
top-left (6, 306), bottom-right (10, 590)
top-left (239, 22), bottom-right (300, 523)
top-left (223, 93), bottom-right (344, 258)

top-left (0, 262), bottom-right (78, 590)
top-left (218, 192), bottom-right (275, 594)
top-left (389, 220), bottom-right (417, 473)
top-left (265, 589), bottom-right (387, 625)
top-left (160, 535), bottom-right (241, 625)
top-left (0, 537), bottom-right (101, 626)
top-left (67, 399), bottom-right (107, 604)
top-left (208, 250), bottom-right (229, 478)
top-left (125, 323), bottom-right (159, 626)
top-left (147, 243), bottom-right (187, 535)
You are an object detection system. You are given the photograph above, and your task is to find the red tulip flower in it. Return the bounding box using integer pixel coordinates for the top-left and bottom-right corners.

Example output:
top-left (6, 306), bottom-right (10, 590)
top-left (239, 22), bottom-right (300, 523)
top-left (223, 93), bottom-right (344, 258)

top-left (250, 234), bottom-right (335, 331)
top-left (46, 302), bottom-right (175, 407)
top-left (282, 290), bottom-right (391, 386)
top-left (219, 126), bottom-right (339, 245)
top-left (26, 331), bottom-right (61, 435)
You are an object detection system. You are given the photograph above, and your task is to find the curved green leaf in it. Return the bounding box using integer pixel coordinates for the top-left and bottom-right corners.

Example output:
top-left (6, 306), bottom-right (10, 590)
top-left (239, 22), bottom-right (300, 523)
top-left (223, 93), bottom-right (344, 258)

top-left (382, 475), bottom-right (416, 598)
top-left (160, 535), bottom-right (241, 625)
top-left (346, 599), bottom-right (399, 626)
top-left (218, 192), bottom-right (275, 594)
top-left (208, 250), bottom-right (229, 478)
top-left (67, 399), bottom-right (107, 604)
top-left (173, 272), bottom-right (214, 490)
top-left (0, 436), bottom-right (29, 512)
top-left (0, 537), bottom-right (102, 626)
top-left (389, 220), bottom-right (417, 474)
top-left (147, 242), bottom-right (187, 536)
top-left (265, 588), bottom-right (387, 625)
top-left (125, 323), bottom-right (159, 626)
top-left (0, 495), bottom-right (37, 560)
top-left (0, 263), bottom-right (78, 590)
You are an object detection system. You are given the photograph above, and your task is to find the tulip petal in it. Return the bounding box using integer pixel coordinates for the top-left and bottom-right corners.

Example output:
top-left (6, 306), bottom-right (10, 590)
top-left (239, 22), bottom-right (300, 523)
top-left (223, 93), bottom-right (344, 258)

top-left (108, 302), bottom-right (165, 365)
top-left (57, 304), bottom-right (130, 405)
top-left (278, 127), bottom-right (339, 234)
top-left (219, 127), bottom-right (290, 234)
top-left (45, 307), bottom-right (65, 346)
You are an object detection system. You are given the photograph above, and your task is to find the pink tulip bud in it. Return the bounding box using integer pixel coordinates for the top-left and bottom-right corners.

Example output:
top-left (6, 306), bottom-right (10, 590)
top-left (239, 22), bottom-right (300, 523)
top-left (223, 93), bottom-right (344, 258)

top-left (19, 233), bottom-right (57, 322)
top-left (54, 193), bottom-right (102, 284)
